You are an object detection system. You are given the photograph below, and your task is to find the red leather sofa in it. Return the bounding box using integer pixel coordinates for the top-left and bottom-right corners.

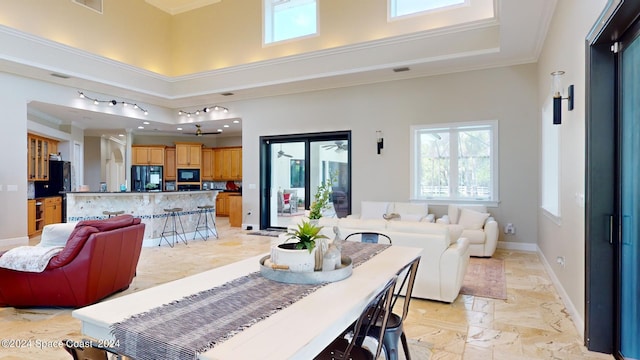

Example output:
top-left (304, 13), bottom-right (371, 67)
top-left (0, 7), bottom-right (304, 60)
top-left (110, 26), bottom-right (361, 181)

top-left (0, 215), bottom-right (145, 308)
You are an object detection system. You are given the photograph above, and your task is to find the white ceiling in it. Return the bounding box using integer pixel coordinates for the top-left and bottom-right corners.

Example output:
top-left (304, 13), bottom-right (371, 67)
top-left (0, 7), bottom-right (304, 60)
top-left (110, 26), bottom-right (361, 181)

top-left (0, 0), bottom-right (557, 139)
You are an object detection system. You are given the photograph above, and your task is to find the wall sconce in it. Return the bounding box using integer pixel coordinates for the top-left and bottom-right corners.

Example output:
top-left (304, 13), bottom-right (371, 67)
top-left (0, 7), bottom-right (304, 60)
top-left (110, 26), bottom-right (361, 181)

top-left (376, 130), bottom-right (384, 154)
top-left (551, 71), bottom-right (574, 125)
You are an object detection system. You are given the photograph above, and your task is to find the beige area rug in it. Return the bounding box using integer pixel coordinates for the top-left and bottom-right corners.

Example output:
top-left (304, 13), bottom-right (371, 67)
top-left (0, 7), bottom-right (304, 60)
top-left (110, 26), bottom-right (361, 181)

top-left (459, 257), bottom-right (507, 300)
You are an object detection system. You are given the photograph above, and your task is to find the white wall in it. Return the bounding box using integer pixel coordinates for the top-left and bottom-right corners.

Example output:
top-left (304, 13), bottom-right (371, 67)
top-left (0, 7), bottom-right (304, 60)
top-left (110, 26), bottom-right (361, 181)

top-left (536, 0), bottom-right (608, 335)
top-left (237, 64), bottom-right (540, 246)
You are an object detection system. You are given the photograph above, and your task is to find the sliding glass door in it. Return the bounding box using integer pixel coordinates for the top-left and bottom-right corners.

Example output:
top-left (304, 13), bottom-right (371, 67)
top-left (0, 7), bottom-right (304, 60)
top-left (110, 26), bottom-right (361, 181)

top-left (260, 131), bottom-right (351, 229)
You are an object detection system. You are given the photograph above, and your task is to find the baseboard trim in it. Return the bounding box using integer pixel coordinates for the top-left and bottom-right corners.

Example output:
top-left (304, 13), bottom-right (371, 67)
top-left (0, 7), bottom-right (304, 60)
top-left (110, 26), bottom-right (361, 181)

top-left (537, 246), bottom-right (584, 339)
top-left (497, 241), bottom-right (537, 252)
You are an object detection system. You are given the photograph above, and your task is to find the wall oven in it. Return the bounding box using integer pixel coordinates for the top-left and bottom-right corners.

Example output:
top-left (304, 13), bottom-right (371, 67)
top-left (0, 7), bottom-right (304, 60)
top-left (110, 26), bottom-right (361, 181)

top-left (177, 168), bottom-right (200, 183)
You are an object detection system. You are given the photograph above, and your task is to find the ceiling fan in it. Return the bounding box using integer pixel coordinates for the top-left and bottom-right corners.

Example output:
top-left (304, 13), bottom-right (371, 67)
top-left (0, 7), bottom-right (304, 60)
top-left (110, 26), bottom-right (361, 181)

top-left (322, 141), bottom-right (348, 152)
top-left (277, 144), bottom-right (292, 158)
top-left (187, 124), bottom-right (220, 136)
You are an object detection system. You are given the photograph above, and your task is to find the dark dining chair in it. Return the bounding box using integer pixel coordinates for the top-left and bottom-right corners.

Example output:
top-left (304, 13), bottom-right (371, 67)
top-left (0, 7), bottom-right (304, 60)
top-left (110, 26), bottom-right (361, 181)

top-left (370, 256), bottom-right (421, 360)
top-left (314, 275), bottom-right (398, 360)
top-left (344, 231), bottom-right (392, 245)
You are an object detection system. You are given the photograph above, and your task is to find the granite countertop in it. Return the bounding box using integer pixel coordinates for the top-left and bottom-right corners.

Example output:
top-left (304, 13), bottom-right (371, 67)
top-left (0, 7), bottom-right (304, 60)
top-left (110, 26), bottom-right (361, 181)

top-left (66, 190), bottom-right (219, 194)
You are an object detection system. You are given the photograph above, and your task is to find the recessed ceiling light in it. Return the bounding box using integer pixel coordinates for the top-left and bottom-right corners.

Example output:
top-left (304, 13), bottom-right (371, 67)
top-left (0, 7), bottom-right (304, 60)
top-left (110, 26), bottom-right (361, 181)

top-left (217, 129), bottom-right (223, 132)
top-left (223, 124), bottom-right (229, 128)
top-left (233, 120), bottom-right (240, 123)
top-left (177, 127), bottom-right (183, 131)
top-left (143, 121), bottom-right (150, 125)
top-left (138, 126), bottom-right (144, 129)
top-left (118, 134), bottom-right (124, 137)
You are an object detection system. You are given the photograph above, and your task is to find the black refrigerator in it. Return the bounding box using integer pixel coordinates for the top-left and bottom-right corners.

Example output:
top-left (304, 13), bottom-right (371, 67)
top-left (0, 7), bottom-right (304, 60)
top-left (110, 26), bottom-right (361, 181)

top-left (34, 160), bottom-right (71, 222)
top-left (131, 165), bottom-right (163, 192)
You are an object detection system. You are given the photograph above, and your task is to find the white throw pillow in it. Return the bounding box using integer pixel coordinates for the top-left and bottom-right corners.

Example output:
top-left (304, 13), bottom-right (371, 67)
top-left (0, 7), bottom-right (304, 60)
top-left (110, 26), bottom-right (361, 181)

top-left (392, 202), bottom-right (428, 221)
top-left (38, 222), bottom-right (77, 248)
top-left (457, 208), bottom-right (490, 230)
top-left (360, 201), bottom-right (389, 220)
top-left (398, 214), bottom-right (423, 222)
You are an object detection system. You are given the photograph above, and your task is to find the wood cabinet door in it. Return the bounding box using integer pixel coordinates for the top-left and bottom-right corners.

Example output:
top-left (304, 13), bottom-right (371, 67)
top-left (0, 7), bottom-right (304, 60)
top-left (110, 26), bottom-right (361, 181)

top-left (230, 148), bottom-right (242, 180)
top-left (216, 193), bottom-right (229, 216)
top-left (28, 199), bottom-right (36, 235)
top-left (148, 147), bottom-right (165, 165)
top-left (44, 197), bottom-right (62, 225)
top-left (221, 149), bottom-right (233, 179)
top-left (165, 147), bottom-right (176, 180)
top-left (188, 144), bottom-right (202, 167)
top-left (133, 147), bottom-right (149, 165)
top-left (213, 149), bottom-right (224, 180)
top-left (176, 143), bottom-right (201, 167)
top-left (202, 149), bottom-right (213, 180)
top-left (27, 134), bottom-right (59, 181)
top-left (229, 195), bottom-right (242, 227)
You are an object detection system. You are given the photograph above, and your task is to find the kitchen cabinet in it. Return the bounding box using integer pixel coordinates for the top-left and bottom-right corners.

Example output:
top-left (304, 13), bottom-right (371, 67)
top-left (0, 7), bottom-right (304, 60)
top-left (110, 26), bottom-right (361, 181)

top-left (27, 134), bottom-right (59, 181)
top-left (201, 148), bottom-right (213, 181)
top-left (44, 196), bottom-right (62, 225)
top-left (28, 199), bottom-right (37, 236)
top-left (229, 194), bottom-right (242, 227)
top-left (28, 197), bottom-right (60, 236)
top-left (132, 146), bottom-right (165, 165)
top-left (216, 192), bottom-right (231, 216)
top-left (165, 147), bottom-right (176, 181)
top-left (213, 147), bottom-right (242, 181)
top-left (175, 142), bottom-right (202, 168)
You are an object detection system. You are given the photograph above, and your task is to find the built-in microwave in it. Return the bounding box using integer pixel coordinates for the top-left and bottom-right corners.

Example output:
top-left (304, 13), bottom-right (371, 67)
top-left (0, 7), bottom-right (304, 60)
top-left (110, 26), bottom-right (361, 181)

top-left (177, 168), bottom-right (200, 183)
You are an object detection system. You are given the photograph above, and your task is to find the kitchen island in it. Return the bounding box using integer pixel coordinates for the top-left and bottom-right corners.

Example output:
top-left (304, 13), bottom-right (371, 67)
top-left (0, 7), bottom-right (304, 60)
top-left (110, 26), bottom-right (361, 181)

top-left (66, 190), bottom-right (218, 246)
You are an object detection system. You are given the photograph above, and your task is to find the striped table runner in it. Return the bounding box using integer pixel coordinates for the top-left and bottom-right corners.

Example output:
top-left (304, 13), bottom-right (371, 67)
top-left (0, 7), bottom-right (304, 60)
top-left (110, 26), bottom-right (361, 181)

top-left (111, 241), bottom-right (389, 360)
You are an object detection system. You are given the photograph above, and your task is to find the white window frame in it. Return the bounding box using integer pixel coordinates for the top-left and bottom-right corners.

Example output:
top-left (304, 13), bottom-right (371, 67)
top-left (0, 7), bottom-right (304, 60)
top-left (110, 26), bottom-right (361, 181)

top-left (388, 0), bottom-right (467, 19)
top-left (264, 0), bottom-right (318, 45)
top-left (410, 120), bottom-right (499, 206)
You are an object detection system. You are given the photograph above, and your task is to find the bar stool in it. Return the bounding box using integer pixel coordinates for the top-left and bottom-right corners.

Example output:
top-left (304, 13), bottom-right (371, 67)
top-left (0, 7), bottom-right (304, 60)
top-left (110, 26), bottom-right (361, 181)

top-left (103, 210), bottom-right (125, 218)
top-left (160, 208), bottom-right (187, 247)
top-left (193, 205), bottom-right (218, 240)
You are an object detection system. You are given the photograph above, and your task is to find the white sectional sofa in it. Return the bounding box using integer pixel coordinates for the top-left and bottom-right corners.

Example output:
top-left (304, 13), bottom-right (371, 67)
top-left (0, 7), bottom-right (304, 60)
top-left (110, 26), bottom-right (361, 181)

top-left (287, 201), bottom-right (469, 303)
top-left (436, 204), bottom-right (499, 257)
top-left (314, 215), bottom-right (469, 303)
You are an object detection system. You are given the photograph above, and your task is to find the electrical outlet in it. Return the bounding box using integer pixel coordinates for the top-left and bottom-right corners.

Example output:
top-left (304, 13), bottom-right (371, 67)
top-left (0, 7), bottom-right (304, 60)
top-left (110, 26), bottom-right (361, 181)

top-left (556, 256), bottom-right (566, 268)
top-left (504, 223), bottom-right (515, 235)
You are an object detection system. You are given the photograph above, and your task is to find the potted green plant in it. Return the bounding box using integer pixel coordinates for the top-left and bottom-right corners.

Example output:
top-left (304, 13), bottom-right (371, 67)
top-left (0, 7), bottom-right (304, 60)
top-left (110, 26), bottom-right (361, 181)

top-left (271, 220), bottom-right (328, 272)
top-left (309, 176), bottom-right (334, 220)
top-left (284, 220), bottom-right (328, 253)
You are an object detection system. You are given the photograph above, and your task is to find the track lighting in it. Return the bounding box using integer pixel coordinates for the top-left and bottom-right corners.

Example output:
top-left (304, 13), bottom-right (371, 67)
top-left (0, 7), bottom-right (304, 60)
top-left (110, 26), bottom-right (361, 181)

top-left (78, 91), bottom-right (148, 115)
top-left (178, 105), bottom-right (229, 116)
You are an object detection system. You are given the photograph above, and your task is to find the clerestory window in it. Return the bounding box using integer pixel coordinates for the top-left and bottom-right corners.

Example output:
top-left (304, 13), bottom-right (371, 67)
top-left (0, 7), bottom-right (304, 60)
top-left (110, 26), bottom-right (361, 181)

top-left (264, 0), bottom-right (317, 44)
top-left (389, 0), bottom-right (466, 18)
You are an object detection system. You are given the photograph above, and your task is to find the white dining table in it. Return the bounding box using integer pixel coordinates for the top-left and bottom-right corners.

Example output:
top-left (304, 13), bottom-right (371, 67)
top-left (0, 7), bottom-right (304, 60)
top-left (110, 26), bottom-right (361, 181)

top-left (72, 245), bottom-right (421, 360)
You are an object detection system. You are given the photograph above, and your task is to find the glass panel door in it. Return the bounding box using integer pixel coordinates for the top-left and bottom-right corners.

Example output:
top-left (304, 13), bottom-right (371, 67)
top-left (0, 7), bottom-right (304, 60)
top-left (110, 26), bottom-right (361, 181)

top-left (312, 140), bottom-right (350, 218)
top-left (269, 142), bottom-right (305, 228)
top-left (620, 31), bottom-right (640, 360)
top-left (261, 131), bottom-right (351, 229)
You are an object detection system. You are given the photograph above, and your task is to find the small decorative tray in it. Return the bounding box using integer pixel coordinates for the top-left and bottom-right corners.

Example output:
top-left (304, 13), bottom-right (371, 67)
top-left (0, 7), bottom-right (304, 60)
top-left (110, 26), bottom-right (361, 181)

top-left (259, 255), bottom-right (353, 284)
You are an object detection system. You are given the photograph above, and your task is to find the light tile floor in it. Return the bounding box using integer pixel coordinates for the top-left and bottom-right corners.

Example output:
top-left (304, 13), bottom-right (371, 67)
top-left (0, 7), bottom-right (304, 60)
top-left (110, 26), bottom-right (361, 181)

top-left (0, 218), bottom-right (613, 360)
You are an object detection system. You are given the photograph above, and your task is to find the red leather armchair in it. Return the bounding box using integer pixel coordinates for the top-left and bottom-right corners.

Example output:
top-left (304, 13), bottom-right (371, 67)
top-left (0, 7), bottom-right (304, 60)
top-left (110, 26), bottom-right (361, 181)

top-left (0, 215), bottom-right (145, 308)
